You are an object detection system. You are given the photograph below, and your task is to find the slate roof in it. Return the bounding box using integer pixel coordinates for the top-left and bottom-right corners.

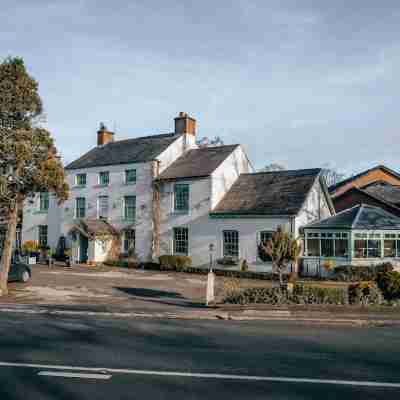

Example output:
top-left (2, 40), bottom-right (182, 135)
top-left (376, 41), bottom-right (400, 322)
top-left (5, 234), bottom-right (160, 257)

top-left (363, 182), bottom-right (400, 205)
top-left (304, 204), bottom-right (400, 230)
top-left (158, 145), bottom-right (239, 180)
top-left (329, 165), bottom-right (400, 194)
top-left (65, 133), bottom-right (180, 170)
top-left (210, 168), bottom-right (323, 217)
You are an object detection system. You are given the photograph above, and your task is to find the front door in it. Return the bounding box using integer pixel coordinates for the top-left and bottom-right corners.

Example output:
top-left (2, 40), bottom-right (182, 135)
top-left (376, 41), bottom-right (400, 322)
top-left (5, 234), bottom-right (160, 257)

top-left (79, 234), bottom-right (89, 263)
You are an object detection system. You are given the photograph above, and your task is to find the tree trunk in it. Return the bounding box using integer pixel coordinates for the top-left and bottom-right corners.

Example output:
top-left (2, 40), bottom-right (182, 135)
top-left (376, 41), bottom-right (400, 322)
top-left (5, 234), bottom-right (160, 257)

top-left (0, 202), bottom-right (19, 296)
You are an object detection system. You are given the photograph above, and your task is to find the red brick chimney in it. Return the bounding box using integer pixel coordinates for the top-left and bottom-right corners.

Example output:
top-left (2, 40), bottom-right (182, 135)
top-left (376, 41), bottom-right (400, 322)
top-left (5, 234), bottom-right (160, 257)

top-left (174, 112), bottom-right (196, 136)
top-left (97, 123), bottom-right (114, 146)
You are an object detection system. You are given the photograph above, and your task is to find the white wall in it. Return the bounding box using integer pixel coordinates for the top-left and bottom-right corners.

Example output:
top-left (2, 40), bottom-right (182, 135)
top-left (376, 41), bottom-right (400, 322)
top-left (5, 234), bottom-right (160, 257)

top-left (211, 145), bottom-right (253, 209)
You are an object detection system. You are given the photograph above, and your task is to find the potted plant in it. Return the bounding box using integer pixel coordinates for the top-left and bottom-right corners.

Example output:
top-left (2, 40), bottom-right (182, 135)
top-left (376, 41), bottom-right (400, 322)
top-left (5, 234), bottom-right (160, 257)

top-left (47, 249), bottom-right (55, 267)
top-left (22, 241), bottom-right (40, 264)
top-left (287, 272), bottom-right (296, 294)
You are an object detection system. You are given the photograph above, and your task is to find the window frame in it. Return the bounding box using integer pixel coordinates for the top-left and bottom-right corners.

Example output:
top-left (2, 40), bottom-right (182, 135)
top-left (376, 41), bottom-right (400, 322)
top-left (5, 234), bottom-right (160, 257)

top-left (257, 230), bottom-right (274, 262)
top-left (97, 195), bottom-right (109, 220)
top-left (75, 197), bottom-right (86, 219)
top-left (39, 192), bottom-right (49, 212)
top-left (98, 171), bottom-right (110, 186)
top-left (38, 225), bottom-right (48, 248)
top-left (305, 231), bottom-right (349, 258)
top-left (173, 183), bottom-right (190, 213)
top-left (173, 227), bottom-right (189, 256)
top-left (223, 230), bottom-right (239, 259)
top-left (125, 169), bottom-right (137, 185)
top-left (123, 229), bottom-right (136, 253)
top-left (75, 173), bottom-right (87, 187)
top-left (124, 196), bottom-right (136, 221)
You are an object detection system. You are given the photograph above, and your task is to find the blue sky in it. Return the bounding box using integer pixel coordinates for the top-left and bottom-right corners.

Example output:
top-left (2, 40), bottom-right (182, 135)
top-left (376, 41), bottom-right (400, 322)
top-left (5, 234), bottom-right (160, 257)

top-left (1, 1), bottom-right (399, 174)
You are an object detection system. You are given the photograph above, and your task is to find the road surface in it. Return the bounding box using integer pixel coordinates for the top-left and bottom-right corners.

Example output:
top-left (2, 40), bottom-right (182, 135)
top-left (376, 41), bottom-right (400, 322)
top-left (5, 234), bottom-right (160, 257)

top-left (0, 311), bottom-right (399, 399)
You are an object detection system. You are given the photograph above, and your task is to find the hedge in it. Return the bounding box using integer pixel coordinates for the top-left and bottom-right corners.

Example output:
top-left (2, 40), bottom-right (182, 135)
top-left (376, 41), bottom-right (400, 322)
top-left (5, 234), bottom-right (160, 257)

top-left (331, 263), bottom-right (393, 282)
top-left (376, 271), bottom-right (400, 301)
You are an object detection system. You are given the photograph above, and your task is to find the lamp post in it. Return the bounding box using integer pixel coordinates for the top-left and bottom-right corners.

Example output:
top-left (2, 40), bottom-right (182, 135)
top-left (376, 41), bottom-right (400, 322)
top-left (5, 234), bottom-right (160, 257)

top-left (206, 243), bottom-right (215, 306)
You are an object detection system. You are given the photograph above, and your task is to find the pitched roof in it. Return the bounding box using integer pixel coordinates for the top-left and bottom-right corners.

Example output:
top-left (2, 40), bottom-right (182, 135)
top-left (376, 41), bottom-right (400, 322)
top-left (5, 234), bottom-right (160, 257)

top-left (363, 182), bottom-right (400, 205)
top-left (329, 165), bottom-right (400, 193)
top-left (65, 133), bottom-right (180, 170)
top-left (69, 219), bottom-right (119, 239)
top-left (210, 168), bottom-right (323, 217)
top-left (158, 145), bottom-right (239, 180)
top-left (304, 204), bottom-right (400, 230)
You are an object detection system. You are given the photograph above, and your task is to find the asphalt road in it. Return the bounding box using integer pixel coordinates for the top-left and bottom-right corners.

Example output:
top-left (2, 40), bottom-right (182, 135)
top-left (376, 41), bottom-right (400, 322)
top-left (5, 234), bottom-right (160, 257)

top-left (0, 312), bottom-right (399, 399)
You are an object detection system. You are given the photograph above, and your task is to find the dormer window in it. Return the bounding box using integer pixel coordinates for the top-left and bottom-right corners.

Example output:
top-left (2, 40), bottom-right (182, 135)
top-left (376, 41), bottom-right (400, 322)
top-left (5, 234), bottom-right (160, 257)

top-left (99, 171), bottom-right (110, 186)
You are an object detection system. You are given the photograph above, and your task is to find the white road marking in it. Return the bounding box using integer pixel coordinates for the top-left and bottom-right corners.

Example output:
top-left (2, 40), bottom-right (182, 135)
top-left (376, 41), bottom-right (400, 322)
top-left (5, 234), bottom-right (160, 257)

top-left (0, 361), bottom-right (399, 388)
top-left (38, 371), bottom-right (111, 380)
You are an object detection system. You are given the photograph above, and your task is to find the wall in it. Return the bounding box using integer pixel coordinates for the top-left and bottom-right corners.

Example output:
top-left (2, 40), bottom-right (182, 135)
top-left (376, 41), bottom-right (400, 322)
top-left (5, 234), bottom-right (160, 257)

top-left (211, 145), bottom-right (253, 209)
top-left (294, 178), bottom-right (332, 237)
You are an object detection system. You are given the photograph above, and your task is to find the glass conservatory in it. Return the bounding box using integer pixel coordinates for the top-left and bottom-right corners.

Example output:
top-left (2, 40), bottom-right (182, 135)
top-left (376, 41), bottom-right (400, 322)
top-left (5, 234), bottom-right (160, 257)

top-left (302, 204), bottom-right (400, 273)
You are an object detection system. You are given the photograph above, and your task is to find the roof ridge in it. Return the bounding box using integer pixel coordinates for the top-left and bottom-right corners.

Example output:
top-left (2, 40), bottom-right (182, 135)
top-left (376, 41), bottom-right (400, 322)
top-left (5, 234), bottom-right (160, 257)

top-left (242, 168), bottom-right (322, 176)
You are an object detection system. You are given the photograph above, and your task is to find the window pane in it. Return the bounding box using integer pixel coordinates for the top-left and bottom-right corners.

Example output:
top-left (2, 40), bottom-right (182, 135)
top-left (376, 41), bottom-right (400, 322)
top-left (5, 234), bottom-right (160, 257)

top-left (125, 169), bottom-right (136, 184)
top-left (223, 230), bottom-right (239, 258)
top-left (38, 225), bottom-right (48, 247)
top-left (174, 227), bottom-right (189, 255)
top-left (124, 230), bottom-right (136, 252)
top-left (99, 171), bottom-right (109, 186)
top-left (174, 184), bottom-right (189, 212)
top-left (76, 174), bottom-right (86, 186)
top-left (384, 240), bottom-right (396, 257)
top-left (98, 196), bottom-right (109, 219)
top-left (367, 240), bottom-right (381, 258)
top-left (258, 231), bottom-right (273, 261)
top-left (334, 239), bottom-right (348, 257)
top-left (39, 192), bottom-right (49, 211)
top-left (354, 239), bottom-right (367, 258)
top-left (124, 196), bottom-right (136, 220)
top-left (76, 197), bottom-right (85, 218)
top-left (307, 239), bottom-right (320, 256)
top-left (321, 239), bottom-right (334, 257)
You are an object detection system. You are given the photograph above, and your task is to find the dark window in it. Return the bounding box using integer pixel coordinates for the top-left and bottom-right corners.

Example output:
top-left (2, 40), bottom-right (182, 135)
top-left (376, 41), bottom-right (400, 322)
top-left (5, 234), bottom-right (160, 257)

top-left (98, 196), bottom-right (109, 219)
top-left (76, 173), bottom-right (86, 186)
top-left (223, 230), bottom-right (239, 258)
top-left (384, 240), bottom-right (396, 257)
top-left (173, 227), bottom-right (189, 255)
top-left (99, 171), bottom-right (110, 186)
top-left (334, 239), bottom-right (348, 257)
top-left (125, 169), bottom-right (136, 184)
top-left (75, 197), bottom-right (86, 218)
top-left (39, 192), bottom-right (49, 211)
top-left (307, 239), bottom-right (320, 256)
top-left (124, 196), bottom-right (136, 220)
top-left (174, 184), bottom-right (189, 212)
top-left (321, 238), bottom-right (334, 257)
top-left (38, 225), bottom-right (48, 247)
top-left (124, 230), bottom-right (136, 252)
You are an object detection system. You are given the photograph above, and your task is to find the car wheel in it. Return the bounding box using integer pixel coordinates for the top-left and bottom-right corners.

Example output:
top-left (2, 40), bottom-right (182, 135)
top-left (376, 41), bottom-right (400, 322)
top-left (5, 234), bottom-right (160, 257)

top-left (21, 270), bottom-right (30, 283)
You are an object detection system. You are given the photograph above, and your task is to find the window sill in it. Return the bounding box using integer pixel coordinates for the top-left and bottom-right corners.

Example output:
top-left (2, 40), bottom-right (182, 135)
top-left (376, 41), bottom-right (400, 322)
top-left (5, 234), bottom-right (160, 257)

top-left (172, 210), bottom-right (189, 215)
top-left (95, 184), bottom-right (110, 188)
top-left (124, 182), bottom-right (136, 186)
top-left (34, 211), bottom-right (48, 215)
top-left (73, 185), bottom-right (86, 189)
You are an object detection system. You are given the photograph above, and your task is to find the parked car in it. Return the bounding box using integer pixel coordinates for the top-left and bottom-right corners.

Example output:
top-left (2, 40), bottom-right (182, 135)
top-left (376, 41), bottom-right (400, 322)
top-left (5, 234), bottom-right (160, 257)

top-left (8, 261), bottom-right (31, 283)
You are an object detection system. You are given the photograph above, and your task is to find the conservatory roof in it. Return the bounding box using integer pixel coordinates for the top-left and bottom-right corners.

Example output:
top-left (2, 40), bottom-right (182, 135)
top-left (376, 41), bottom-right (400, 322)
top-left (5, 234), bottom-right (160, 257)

top-left (303, 204), bottom-right (400, 231)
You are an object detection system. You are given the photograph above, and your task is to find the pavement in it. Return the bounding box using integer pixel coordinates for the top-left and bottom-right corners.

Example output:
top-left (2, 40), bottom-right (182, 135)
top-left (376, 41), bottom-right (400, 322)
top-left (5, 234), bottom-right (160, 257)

top-left (0, 311), bottom-right (399, 399)
top-left (3, 263), bottom-right (400, 326)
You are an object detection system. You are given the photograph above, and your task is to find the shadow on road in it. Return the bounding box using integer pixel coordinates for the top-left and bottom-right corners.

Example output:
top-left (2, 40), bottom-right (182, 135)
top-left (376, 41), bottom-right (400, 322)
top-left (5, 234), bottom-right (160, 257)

top-left (114, 287), bottom-right (206, 309)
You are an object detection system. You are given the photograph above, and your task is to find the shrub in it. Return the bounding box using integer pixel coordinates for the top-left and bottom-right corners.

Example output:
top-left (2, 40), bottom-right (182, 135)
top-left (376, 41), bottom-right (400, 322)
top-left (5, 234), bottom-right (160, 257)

top-left (293, 284), bottom-right (348, 305)
top-left (332, 263), bottom-right (394, 282)
top-left (376, 271), bottom-right (400, 301)
top-left (348, 281), bottom-right (384, 306)
top-left (223, 284), bottom-right (348, 305)
top-left (159, 255), bottom-right (192, 271)
top-left (217, 256), bottom-right (239, 266)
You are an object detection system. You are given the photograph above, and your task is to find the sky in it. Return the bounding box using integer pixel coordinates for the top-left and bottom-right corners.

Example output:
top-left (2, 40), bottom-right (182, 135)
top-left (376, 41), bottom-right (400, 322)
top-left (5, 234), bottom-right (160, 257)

top-left (1, 0), bottom-right (399, 175)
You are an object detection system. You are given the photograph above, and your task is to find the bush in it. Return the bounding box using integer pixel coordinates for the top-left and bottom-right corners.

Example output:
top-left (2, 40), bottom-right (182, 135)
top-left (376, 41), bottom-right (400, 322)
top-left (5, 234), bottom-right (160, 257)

top-left (217, 256), bottom-right (239, 266)
top-left (332, 263), bottom-right (394, 282)
top-left (348, 281), bottom-right (384, 305)
top-left (159, 255), bottom-right (192, 271)
top-left (223, 284), bottom-right (348, 305)
top-left (376, 271), bottom-right (400, 301)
